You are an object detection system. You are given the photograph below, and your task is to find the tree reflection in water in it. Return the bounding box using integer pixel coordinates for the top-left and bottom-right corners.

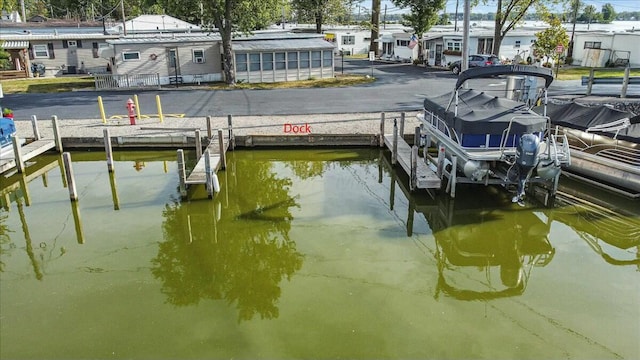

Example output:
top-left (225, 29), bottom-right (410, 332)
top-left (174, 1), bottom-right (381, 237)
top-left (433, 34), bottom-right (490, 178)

top-left (152, 154), bottom-right (304, 322)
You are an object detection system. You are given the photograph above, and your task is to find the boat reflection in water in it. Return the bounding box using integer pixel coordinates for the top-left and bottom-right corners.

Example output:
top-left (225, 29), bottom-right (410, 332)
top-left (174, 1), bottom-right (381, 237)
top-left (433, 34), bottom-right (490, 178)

top-left (426, 191), bottom-right (555, 301)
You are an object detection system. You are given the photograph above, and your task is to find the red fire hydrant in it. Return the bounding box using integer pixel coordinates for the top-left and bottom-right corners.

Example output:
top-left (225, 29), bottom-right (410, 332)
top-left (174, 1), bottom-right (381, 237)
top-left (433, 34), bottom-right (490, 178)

top-left (126, 98), bottom-right (136, 125)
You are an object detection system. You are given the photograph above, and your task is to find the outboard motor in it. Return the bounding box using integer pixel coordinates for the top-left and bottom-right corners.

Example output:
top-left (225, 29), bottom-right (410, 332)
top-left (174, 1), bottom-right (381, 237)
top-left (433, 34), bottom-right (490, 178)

top-left (513, 133), bottom-right (540, 203)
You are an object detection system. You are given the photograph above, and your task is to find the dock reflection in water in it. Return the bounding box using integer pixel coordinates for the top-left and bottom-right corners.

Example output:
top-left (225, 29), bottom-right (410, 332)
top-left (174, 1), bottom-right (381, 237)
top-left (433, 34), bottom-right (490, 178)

top-left (0, 149), bottom-right (638, 359)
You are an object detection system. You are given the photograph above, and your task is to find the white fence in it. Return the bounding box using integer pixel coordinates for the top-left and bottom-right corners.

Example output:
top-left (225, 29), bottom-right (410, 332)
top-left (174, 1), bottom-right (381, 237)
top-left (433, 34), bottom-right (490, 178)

top-left (94, 73), bottom-right (161, 90)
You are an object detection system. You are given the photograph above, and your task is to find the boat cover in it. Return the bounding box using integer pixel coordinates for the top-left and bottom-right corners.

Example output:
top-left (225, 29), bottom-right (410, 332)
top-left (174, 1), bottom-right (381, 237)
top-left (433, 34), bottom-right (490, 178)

top-left (0, 117), bottom-right (16, 146)
top-left (423, 89), bottom-right (548, 134)
top-left (455, 65), bottom-right (554, 90)
top-left (534, 102), bottom-right (640, 144)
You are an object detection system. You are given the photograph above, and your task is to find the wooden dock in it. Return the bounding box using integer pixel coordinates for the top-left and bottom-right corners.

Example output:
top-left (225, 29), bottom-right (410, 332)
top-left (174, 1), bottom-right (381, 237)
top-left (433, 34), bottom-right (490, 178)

top-left (178, 129), bottom-right (229, 199)
top-left (383, 134), bottom-right (441, 190)
top-left (0, 139), bottom-right (57, 174)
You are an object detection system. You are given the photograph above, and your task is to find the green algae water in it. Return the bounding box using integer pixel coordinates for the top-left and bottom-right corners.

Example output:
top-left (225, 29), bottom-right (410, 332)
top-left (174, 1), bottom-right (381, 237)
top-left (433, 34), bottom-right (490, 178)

top-left (1, 149), bottom-right (638, 359)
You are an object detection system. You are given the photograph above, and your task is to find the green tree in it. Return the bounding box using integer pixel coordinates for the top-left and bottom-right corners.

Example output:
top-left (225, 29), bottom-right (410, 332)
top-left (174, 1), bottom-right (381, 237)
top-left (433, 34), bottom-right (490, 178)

top-left (533, 16), bottom-right (568, 64)
top-left (600, 3), bottom-right (616, 23)
top-left (480, 0), bottom-right (560, 57)
top-left (566, 0), bottom-right (582, 57)
top-left (0, 42), bottom-right (11, 70)
top-left (201, 0), bottom-right (281, 85)
top-left (291, 0), bottom-right (347, 33)
top-left (392, 0), bottom-right (447, 58)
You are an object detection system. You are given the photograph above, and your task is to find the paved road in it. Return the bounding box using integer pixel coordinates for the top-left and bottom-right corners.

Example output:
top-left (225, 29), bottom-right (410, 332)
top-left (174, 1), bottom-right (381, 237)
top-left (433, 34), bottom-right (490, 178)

top-left (2, 59), bottom-right (638, 120)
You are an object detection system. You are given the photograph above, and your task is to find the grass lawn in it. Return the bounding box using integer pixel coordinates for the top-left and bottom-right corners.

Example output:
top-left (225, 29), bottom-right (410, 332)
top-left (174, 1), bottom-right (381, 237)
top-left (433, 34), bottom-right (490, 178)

top-left (556, 66), bottom-right (640, 80)
top-left (0, 74), bottom-right (374, 94)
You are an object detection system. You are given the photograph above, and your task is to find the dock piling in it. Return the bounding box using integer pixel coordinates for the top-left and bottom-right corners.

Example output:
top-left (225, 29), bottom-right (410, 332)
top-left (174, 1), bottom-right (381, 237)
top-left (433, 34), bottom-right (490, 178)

top-left (62, 152), bottom-right (78, 201)
top-left (52, 115), bottom-right (63, 153)
top-left (177, 149), bottom-right (187, 198)
top-left (379, 112), bottom-right (385, 147)
top-left (204, 149), bottom-right (213, 198)
top-left (206, 116), bottom-right (212, 139)
top-left (103, 128), bottom-right (114, 172)
top-left (195, 130), bottom-right (202, 159)
top-left (437, 144), bottom-right (445, 179)
top-left (218, 129), bottom-right (226, 170)
top-left (392, 119), bottom-right (398, 165)
top-left (12, 135), bottom-right (24, 173)
top-left (31, 115), bottom-right (41, 140)
top-left (227, 115), bottom-right (235, 150)
top-left (410, 145), bottom-right (418, 191)
top-left (400, 112), bottom-right (405, 140)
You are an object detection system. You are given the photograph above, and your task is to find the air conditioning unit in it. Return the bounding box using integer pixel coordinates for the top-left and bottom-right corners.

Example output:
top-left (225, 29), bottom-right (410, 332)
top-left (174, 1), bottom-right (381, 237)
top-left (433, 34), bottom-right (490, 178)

top-left (195, 58), bottom-right (204, 64)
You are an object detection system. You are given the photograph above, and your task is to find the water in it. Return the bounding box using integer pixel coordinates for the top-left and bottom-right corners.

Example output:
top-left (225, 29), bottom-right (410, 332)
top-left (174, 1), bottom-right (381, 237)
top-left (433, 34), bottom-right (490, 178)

top-left (1, 149), bottom-right (638, 359)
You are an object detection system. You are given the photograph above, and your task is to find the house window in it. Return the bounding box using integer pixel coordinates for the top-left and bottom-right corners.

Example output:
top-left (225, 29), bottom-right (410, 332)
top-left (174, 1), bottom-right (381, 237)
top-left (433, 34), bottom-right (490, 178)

top-left (584, 41), bottom-right (602, 49)
top-left (235, 53), bottom-right (247, 71)
top-left (397, 40), bottom-right (409, 47)
top-left (323, 50), bottom-right (333, 68)
top-left (342, 35), bottom-right (355, 45)
top-left (311, 51), bottom-right (321, 68)
top-left (122, 51), bottom-right (140, 61)
top-left (262, 53), bottom-right (273, 71)
top-left (193, 49), bottom-right (205, 63)
top-left (67, 40), bottom-right (77, 47)
top-left (275, 52), bottom-right (286, 70)
top-left (446, 40), bottom-right (462, 51)
top-left (300, 51), bottom-right (310, 68)
top-left (33, 44), bottom-right (49, 58)
top-left (249, 53), bottom-right (260, 71)
top-left (287, 52), bottom-right (298, 69)
top-left (514, 40), bottom-right (521, 48)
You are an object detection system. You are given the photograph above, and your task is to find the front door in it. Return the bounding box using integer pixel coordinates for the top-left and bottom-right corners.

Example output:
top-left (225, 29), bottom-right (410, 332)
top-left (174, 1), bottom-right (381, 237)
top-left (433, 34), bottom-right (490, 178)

top-left (435, 44), bottom-right (443, 66)
top-left (167, 48), bottom-right (182, 85)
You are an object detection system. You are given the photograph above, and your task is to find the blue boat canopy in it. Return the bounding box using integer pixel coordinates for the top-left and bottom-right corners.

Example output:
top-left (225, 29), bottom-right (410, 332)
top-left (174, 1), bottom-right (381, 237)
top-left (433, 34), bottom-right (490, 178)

top-left (423, 89), bottom-right (547, 134)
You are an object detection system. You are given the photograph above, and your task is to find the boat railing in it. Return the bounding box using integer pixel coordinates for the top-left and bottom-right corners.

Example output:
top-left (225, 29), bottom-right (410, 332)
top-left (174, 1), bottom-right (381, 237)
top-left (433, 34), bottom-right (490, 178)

top-left (549, 126), bottom-right (572, 166)
top-left (559, 128), bottom-right (640, 168)
top-left (422, 110), bottom-right (461, 144)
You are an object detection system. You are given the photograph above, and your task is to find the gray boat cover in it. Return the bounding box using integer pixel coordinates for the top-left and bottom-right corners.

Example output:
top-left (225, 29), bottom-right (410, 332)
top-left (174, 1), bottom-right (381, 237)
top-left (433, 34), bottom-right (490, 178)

top-left (423, 89), bottom-right (547, 134)
top-left (534, 102), bottom-right (640, 144)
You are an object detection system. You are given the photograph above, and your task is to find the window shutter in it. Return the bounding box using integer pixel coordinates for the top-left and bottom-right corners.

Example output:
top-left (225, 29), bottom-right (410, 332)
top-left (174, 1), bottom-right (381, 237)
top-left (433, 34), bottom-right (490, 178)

top-left (77, 40), bottom-right (82, 48)
top-left (28, 44), bottom-right (34, 60)
top-left (48, 43), bottom-right (55, 59)
top-left (63, 40), bottom-right (68, 48)
top-left (92, 42), bottom-right (99, 58)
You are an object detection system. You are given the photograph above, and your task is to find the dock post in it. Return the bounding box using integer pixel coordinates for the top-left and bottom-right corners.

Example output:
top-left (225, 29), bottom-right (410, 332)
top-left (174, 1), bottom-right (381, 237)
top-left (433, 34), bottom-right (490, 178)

top-left (98, 96), bottom-right (107, 124)
top-left (195, 129), bottom-right (202, 160)
top-left (400, 112), bottom-right (405, 140)
top-left (449, 155), bottom-right (457, 198)
top-left (31, 115), bottom-right (41, 140)
top-left (437, 144), bottom-right (445, 179)
top-left (52, 115), bottom-right (63, 153)
top-left (379, 112), bottom-right (385, 147)
top-left (392, 119), bottom-right (398, 165)
top-left (204, 149), bottom-right (213, 198)
top-left (414, 126), bottom-right (421, 147)
top-left (621, 67), bottom-right (630, 98)
top-left (12, 135), bottom-right (25, 173)
top-left (218, 129), bottom-right (226, 170)
top-left (103, 128), bottom-right (114, 172)
top-left (410, 145), bottom-right (418, 191)
top-left (109, 172), bottom-right (120, 210)
top-left (62, 152), bottom-right (78, 201)
top-left (206, 115), bottom-right (213, 139)
top-left (71, 201), bottom-right (84, 244)
top-left (586, 68), bottom-right (594, 96)
top-left (177, 149), bottom-right (187, 199)
top-left (227, 115), bottom-right (235, 150)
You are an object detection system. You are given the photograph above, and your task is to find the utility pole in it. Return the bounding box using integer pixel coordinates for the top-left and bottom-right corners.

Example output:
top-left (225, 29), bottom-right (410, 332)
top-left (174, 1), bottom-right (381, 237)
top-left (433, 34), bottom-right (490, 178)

top-left (462, 0), bottom-right (470, 73)
top-left (120, 0), bottom-right (127, 35)
top-left (454, 0), bottom-right (459, 32)
top-left (20, 0), bottom-right (26, 22)
top-left (384, 4), bottom-right (387, 29)
top-left (282, 6), bottom-right (285, 29)
top-left (370, 0), bottom-right (380, 57)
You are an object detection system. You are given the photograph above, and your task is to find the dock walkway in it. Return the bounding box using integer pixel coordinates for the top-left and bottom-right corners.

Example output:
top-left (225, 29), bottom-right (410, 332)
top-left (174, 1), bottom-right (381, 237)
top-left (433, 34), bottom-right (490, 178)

top-left (0, 139), bottom-right (56, 174)
top-left (383, 134), bottom-right (441, 190)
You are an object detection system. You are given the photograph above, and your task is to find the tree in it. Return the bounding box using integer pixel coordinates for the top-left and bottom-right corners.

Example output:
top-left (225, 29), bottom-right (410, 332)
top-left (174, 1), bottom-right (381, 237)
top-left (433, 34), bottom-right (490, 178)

top-left (533, 16), bottom-right (568, 65)
top-left (482, 0), bottom-right (560, 57)
top-left (0, 42), bottom-right (11, 70)
top-left (291, 0), bottom-right (347, 33)
top-left (201, 0), bottom-right (281, 85)
top-left (370, 0), bottom-right (380, 56)
top-left (392, 0), bottom-right (447, 58)
top-left (601, 3), bottom-right (616, 23)
top-left (567, 0), bottom-right (582, 58)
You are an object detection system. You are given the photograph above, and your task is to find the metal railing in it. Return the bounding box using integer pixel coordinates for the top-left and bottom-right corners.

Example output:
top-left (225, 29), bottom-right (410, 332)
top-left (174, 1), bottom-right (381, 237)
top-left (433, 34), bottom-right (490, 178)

top-left (94, 73), bottom-right (161, 90)
top-left (582, 67), bottom-right (640, 98)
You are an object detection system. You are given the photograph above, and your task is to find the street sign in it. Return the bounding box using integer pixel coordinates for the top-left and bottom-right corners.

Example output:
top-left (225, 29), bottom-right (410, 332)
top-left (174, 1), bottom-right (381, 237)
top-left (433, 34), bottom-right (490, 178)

top-left (556, 44), bottom-right (564, 54)
top-left (369, 51), bottom-right (375, 61)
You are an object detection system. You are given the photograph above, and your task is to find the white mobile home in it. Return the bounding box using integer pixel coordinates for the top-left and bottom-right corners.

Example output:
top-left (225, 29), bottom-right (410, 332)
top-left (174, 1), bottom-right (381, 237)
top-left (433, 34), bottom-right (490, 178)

top-left (380, 32), bottom-right (419, 62)
top-left (572, 31), bottom-right (640, 67)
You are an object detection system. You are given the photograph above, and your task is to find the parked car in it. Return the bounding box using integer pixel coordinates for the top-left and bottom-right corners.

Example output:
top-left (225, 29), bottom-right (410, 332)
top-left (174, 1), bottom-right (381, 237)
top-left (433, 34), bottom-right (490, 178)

top-left (449, 55), bottom-right (501, 75)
